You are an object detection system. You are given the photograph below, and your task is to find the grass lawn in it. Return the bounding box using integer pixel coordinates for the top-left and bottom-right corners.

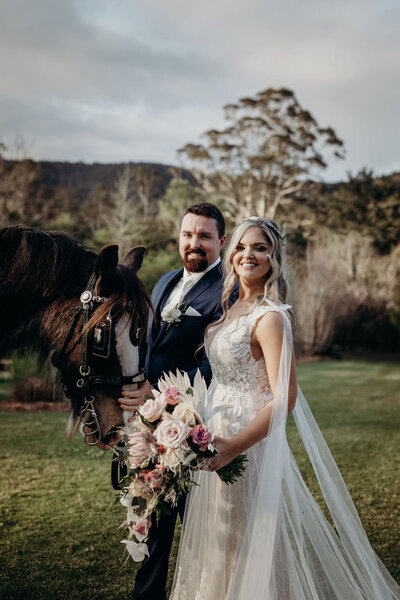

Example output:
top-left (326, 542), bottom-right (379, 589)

top-left (0, 359), bottom-right (399, 600)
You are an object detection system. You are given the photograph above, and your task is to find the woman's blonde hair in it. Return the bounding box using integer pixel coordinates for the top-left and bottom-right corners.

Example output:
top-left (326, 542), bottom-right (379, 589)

top-left (218, 217), bottom-right (293, 326)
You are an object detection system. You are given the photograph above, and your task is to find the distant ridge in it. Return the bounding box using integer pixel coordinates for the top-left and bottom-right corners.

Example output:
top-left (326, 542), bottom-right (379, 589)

top-left (1, 158), bottom-right (186, 198)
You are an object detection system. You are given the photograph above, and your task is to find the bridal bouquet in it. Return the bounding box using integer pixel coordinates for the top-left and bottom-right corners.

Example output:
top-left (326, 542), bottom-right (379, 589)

top-left (116, 371), bottom-right (247, 562)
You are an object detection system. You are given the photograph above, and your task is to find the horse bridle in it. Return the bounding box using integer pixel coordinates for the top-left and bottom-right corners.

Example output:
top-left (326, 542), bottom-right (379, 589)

top-left (60, 273), bottom-right (146, 447)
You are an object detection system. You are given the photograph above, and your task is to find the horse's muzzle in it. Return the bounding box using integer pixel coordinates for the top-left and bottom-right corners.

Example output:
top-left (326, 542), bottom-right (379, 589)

top-left (97, 424), bottom-right (124, 450)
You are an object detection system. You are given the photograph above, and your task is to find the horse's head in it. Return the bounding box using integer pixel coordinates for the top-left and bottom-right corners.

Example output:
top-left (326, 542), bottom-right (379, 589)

top-left (52, 244), bottom-right (152, 450)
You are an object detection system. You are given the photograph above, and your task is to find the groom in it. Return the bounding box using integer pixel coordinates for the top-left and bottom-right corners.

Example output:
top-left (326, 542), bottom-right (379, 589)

top-left (119, 202), bottom-right (227, 600)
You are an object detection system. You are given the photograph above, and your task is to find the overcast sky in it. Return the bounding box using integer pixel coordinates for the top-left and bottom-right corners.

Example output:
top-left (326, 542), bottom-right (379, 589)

top-left (0, 0), bottom-right (399, 182)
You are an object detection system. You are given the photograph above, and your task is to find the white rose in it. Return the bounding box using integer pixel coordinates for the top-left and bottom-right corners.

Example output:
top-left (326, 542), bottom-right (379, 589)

top-left (158, 446), bottom-right (196, 473)
top-left (161, 305), bottom-right (182, 323)
top-left (139, 397), bottom-right (166, 423)
top-left (158, 448), bottom-right (182, 472)
top-left (171, 402), bottom-right (197, 426)
top-left (154, 419), bottom-right (190, 448)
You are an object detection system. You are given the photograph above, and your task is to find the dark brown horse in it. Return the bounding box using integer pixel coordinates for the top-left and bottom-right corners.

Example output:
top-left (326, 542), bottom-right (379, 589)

top-left (0, 225), bottom-right (152, 449)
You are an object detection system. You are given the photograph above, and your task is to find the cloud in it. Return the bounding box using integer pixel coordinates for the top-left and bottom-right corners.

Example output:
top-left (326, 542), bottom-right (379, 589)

top-left (0, 0), bottom-right (398, 180)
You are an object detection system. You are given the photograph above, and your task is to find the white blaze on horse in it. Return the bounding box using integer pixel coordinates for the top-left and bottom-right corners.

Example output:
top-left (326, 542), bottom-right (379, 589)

top-left (0, 225), bottom-right (152, 450)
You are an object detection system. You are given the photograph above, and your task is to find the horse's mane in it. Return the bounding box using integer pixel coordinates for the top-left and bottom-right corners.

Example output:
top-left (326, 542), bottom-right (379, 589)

top-left (0, 225), bottom-right (95, 302)
top-left (0, 225), bottom-right (152, 350)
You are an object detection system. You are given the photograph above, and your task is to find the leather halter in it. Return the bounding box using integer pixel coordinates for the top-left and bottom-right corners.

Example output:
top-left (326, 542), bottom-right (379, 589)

top-left (60, 273), bottom-right (146, 446)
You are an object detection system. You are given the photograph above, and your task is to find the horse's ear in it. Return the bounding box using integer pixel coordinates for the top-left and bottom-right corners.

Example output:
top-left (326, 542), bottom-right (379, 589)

top-left (123, 246), bottom-right (146, 273)
top-left (95, 244), bottom-right (119, 277)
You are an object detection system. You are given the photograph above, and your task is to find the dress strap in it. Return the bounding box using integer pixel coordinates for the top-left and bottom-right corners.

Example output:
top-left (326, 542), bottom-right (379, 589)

top-left (247, 300), bottom-right (292, 329)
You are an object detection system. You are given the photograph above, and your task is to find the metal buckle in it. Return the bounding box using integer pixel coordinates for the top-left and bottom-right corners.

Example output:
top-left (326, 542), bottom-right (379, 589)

top-left (79, 397), bottom-right (101, 446)
top-left (80, 290), bottom-right (93, 305)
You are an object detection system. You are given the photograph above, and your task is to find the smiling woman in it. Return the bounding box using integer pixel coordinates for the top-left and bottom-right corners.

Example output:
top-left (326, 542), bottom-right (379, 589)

top-left (232, 227), bottom-right (271, 285)
top-left (170, 217), bottom-right (400, 600)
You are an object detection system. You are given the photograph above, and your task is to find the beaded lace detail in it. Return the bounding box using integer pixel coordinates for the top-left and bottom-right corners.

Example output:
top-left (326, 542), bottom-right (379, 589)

top-left (206, 305), bottom-right (273, 436)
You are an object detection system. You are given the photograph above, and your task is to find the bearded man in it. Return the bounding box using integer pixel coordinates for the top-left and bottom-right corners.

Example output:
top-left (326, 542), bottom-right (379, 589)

top-left (119, 202), bottom-right (227, 600)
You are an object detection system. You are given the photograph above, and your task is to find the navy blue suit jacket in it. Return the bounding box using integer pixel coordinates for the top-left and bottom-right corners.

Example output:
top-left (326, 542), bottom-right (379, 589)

top-left (143, 263), bottom-right (225, 388)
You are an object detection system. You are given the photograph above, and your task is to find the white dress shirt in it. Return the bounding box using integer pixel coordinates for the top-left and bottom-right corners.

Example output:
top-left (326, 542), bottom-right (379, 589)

top-left (162, 256), bottom-right (221, 313)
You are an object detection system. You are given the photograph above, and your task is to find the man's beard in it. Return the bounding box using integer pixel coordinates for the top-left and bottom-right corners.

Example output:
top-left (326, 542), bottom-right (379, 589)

top-left (183, 250), bottom-right (208, 273)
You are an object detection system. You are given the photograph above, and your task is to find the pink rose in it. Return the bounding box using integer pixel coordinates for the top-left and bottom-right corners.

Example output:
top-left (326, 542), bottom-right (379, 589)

top-left (144, 468), bottom-right (164, 490)
top-left (191, 424), bottom-right (212, 451)
top-left (154, 419), bottom-right (190, 448)
top-left (132, 517), bottom-right (152, 540)
top-left (128, 431), bottom-right (152, 468)
top-left (162, 386), bottom-right (181, 406)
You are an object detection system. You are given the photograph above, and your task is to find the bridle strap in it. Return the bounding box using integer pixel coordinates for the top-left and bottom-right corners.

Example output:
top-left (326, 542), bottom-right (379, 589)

top-left (111, 451), bottom-right (128, 490)
top-left (57, 306), bottom-right (83, 363)
top-left (56, 273), bottom-right (96, 366)
top-left (89, 370), bottom-right (146, 387)
top-left (59, 272), bottom-right (146, 447)
top-left (79, 276), bottom-right (96, 379)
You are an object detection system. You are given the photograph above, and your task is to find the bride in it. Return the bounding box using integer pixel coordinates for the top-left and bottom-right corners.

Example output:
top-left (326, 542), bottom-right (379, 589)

top-left (170, 217), bottom-right (399, 600)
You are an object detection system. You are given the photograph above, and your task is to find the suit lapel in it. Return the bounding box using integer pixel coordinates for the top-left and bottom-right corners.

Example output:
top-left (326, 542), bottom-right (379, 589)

top-left (151, 269), bottom-right (183, 345)
top-left (182, 264), bottom-right (221, 306)
top-left (155, 269), bottom-right (183, 315)
top-left (150, 263), bottom-right (223, 352)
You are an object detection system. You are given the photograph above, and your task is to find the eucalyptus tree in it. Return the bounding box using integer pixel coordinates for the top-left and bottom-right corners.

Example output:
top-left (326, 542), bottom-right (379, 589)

top-left (178, 87), bottom-right (345, 220)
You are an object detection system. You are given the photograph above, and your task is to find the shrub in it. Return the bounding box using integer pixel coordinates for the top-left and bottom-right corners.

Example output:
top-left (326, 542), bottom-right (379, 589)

top-left (10, 376), bottom-right (61, 403)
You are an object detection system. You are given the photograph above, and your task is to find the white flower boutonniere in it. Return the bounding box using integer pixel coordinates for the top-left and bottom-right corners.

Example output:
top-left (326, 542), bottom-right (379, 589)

top-left (161, 302), bottom-right (188, 329)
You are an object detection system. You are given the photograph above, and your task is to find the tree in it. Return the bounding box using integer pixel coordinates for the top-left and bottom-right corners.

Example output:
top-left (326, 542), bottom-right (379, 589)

top-left (158, 177), bottom-right (200, 229)
top-left (130, 165), bottom-right (166, 218)
top-left (178, 87), bottom-right (345, 220)
top-left (99, 166), bottom-right (139, 257)
top-left (316, 169), bottom-right (400, 253)
top-left (0, 159), bottom-right (42, 227)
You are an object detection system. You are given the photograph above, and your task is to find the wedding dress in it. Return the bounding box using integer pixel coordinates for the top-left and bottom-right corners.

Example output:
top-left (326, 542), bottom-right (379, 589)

top-left (170, 302), bottom-right (400, 600)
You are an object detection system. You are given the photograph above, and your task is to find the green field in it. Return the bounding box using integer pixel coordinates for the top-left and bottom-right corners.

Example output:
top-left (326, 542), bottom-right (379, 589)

top-left (0, 360), bottom-right (399, 600)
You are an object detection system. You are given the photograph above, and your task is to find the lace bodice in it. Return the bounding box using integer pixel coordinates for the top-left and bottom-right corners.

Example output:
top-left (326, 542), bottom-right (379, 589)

top-left (206, 305), bottom-right (274, 436)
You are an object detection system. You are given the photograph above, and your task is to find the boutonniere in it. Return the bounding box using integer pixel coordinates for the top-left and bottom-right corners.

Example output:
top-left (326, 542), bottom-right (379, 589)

top-left (161, 301), bottom-right (188, 329)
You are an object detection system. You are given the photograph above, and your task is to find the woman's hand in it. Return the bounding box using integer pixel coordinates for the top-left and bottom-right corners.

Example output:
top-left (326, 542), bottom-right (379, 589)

top-left (209, 436), bottom-right (238, 471)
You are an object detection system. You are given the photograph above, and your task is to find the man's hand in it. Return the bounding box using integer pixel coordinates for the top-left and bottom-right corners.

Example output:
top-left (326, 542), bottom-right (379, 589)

top-left (118, 380), bottom-right (154, 422)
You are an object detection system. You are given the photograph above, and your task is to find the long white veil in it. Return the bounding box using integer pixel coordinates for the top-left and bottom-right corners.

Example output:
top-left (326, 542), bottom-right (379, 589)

top-left (225, 308), bottom-right (399, 599)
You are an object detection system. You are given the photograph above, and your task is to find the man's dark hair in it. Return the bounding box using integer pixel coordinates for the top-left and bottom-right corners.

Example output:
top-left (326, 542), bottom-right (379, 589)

top-left (183, 202), bottom-right (225, 238)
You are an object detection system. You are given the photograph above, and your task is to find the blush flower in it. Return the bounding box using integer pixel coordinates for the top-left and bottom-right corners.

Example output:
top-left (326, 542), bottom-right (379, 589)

top-left (191, 424), bottom-right (212, 451)
top-left (127, 431), bottom-right (153, 468)
top-left (139, 396), bottom-right (166, 422)
top-left (132, 517), bottom-right (152, 541)
top-left (154, 419), bottom-right (190, 448)
top-left (144, 468), bottom-right (165, 490)
top-left (162, 386), bottom-right (182, 406)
